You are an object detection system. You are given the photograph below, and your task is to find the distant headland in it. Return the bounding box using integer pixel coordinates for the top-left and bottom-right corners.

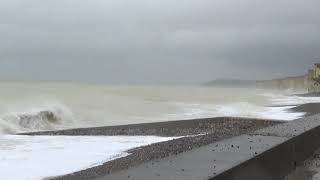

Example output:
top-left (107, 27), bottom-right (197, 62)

top-left (204, 63), bottom-right (320, 93)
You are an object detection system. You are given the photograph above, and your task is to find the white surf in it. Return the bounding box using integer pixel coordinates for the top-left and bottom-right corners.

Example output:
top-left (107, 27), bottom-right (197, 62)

top-left (0, 135), bottom-right (177, 180)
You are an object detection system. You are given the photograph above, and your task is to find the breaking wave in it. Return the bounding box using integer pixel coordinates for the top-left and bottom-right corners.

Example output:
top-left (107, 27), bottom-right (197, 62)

top-left (0, 104), bottom-right (75, 134)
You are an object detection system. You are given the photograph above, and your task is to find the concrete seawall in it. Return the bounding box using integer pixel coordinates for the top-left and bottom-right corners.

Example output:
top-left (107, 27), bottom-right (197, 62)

top-left (96, 115), bottom-right (320, 180)
top-left (214, 115), bottom-right (320, 180)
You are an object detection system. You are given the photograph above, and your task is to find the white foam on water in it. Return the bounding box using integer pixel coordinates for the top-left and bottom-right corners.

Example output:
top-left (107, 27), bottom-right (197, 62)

top-left (0, 135), bottom-right (176, 180)
top-left (263, 93), bottom-right (320, 106)
top-left (169, 101), bottom-right (305, 121)
top-left (259, 106), bottom-right (305, 121)
top-left (214, 103), bottom-right (306, 121)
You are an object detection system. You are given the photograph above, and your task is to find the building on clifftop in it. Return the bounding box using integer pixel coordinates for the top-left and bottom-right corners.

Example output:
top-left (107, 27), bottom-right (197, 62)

top-left (313, 64), bottom-right (320, 79)
top-left (307, 64), bottom-right (320, 93)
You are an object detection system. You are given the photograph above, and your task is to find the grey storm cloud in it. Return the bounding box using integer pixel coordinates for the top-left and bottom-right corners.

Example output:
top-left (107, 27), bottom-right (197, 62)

top-left (0, 0), bottom-right (319, 84)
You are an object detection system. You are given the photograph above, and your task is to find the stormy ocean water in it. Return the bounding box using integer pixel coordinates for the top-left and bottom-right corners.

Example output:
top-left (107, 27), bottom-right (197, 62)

top-left (1, 81), bottom-right (320, 179)
top-left (0, 81), bottom-right (317, 134)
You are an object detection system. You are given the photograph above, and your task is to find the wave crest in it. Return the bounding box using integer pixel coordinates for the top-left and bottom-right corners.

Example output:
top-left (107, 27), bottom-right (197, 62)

top-left (0, 104), bottom-right (75, 134)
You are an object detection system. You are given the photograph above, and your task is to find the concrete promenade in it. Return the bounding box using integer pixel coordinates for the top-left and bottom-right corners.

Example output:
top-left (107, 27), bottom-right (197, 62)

top-left (99, 115), bottom-right (320, 180)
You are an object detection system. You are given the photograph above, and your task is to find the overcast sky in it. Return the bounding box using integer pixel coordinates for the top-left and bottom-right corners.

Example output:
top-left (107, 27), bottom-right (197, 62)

top-left (0, 0), bottom-right (319, 84)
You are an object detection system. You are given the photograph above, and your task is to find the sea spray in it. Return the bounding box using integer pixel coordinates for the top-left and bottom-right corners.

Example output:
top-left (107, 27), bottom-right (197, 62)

top-left (0, 103), bottom-right (75, 134)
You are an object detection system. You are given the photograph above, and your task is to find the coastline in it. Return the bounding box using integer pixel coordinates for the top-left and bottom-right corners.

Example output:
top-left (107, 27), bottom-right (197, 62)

top-left (22, 117), bottom-right (281, 180)
top-left (20, 99), bottom-right (320, 180)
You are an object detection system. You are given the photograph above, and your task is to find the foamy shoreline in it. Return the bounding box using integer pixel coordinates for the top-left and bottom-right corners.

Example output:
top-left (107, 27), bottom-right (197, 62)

top-left (0, 135), bottom-right (177, 180)
top-left (19, 117), bottom-right (282, 179)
